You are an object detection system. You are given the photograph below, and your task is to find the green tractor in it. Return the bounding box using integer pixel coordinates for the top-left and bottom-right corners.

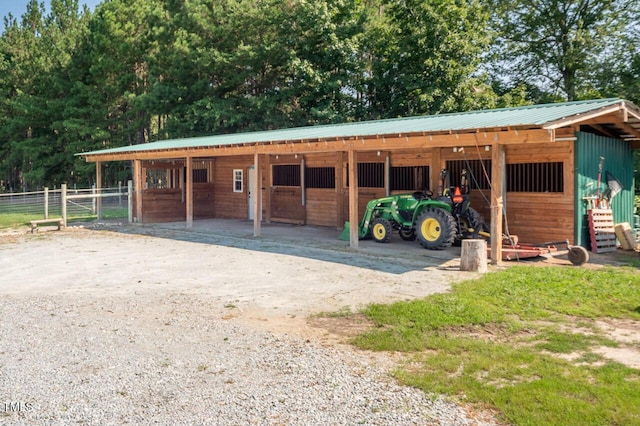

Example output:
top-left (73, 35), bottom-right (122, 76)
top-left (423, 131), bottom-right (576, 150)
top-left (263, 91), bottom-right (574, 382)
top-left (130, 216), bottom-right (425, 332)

top-left (340, 169), bottom-right (484, 250)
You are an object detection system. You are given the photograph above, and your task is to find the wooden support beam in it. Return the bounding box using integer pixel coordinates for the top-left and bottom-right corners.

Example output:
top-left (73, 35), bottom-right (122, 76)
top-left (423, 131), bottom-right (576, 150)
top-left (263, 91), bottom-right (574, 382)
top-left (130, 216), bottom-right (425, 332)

top-left (264, 154), bottom-right (271, 223)
top-left (335, 151), bottom-right (344, 229)
top-left (430, 148), bottom-right (442, 193)
top-left (615, 121), bottom-right (640, 140)
top-left (348, 148), bottom-right (358, 248)
top-left (384, 153), bottom-right (390, 196)
top-left (301, 156), bottom-right (306, 206)
top-left (253, 153), bottom-right (262, 237)
top-left (185, 156), bottom-right (193, 228)
top-left (133, 159), bottom-right (143, 223)
top-left (490, 144), bottom-right (505, 264)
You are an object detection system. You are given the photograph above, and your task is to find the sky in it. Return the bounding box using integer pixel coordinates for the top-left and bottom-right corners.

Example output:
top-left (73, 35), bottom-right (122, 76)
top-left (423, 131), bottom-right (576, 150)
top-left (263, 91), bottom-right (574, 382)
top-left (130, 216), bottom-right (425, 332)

top-left (1, 0), bottom-right (102, 31)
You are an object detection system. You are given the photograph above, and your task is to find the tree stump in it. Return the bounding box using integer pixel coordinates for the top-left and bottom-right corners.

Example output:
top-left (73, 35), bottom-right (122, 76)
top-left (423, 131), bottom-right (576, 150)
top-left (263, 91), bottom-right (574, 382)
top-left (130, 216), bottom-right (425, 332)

top-left (460, 239), bottom-right (487, 273)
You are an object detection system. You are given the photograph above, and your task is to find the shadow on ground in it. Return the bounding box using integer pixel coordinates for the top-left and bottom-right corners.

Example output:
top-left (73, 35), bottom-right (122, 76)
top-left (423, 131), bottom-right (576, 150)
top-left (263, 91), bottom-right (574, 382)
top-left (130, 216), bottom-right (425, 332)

top-left (83, 218), bottom-right (638, 273)
top-left (88, 218), bottom-right (464, 275)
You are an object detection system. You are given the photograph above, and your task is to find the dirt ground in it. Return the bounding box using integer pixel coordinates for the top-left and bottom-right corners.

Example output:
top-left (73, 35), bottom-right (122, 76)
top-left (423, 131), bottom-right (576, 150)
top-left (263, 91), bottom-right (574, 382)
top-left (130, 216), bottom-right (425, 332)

top-left (0, 221), bottom-right (470, 342)
top-left (1, 220), bottom-right (639, 368)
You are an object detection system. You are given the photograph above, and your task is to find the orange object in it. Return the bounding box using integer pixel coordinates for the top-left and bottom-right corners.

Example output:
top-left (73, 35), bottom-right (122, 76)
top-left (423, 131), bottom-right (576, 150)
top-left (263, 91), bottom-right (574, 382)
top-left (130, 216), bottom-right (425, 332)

top-left (452, 187), bottom-right (463, 203)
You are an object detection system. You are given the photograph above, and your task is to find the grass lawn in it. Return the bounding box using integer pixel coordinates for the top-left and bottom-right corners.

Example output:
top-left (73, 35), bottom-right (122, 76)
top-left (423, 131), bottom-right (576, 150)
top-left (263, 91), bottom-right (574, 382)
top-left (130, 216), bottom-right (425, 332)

top-left (0, 208), bottom-right (128, 229)
top-left (352, 265), bottom-right (640, 425)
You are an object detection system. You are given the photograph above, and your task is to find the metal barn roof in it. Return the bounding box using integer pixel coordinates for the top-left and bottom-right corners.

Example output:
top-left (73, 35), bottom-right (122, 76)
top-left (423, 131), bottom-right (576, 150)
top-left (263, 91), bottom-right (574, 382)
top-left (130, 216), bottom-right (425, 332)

top-left (79, 98), bottom-right (639, 157)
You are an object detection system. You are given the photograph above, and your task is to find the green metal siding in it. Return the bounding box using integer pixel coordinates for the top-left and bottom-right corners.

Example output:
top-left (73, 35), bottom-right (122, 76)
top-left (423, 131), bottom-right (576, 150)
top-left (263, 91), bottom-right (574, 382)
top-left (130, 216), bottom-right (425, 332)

top-left (574, 131), bottom-right (635, 247)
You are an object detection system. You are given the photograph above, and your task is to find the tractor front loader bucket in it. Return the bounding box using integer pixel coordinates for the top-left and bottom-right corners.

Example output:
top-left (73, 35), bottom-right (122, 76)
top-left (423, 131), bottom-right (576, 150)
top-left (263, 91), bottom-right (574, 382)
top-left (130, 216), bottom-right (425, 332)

top-left (339, 220), bottom-right (371, 241)
top-left (339, 221), bottom-right (351, 241)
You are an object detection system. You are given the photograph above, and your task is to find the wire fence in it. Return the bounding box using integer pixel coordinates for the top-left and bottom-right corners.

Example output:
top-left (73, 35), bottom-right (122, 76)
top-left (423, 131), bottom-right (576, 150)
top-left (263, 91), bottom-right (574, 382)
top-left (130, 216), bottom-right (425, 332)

top-left (0, 183), bottom-right (130, 228)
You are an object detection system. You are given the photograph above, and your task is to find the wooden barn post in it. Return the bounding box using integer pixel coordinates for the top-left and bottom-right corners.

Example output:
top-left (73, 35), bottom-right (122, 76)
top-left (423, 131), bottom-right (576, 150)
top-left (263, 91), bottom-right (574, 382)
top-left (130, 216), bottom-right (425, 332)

top-left (133, 159), bottom-right (143, 223)
top-left (430, 148), bottom-right (441, 191)
top-left (490, 144), bottom-right (505, 264)
top-left (335, 151), bottom-right (344, 229)
top-left (185, 156), bottom-right (193, 228)
top-left (253, 153), bottom-right (262, 237)
top-left (348, 146), bottom-right (359, 248)
top-left (264, 154), bottom-right (271, 223)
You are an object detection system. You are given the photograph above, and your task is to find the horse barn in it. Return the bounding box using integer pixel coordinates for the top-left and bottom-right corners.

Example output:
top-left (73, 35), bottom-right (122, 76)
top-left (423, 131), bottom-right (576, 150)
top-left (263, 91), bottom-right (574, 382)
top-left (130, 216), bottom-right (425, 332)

top-left (79, 98), bottom-right (640, 262)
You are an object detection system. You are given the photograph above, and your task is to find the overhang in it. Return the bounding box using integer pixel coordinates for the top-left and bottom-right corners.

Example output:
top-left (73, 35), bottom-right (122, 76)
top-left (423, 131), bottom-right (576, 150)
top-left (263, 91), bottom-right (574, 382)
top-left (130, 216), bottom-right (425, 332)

top-left (78, 98), bottom-right (640, 161)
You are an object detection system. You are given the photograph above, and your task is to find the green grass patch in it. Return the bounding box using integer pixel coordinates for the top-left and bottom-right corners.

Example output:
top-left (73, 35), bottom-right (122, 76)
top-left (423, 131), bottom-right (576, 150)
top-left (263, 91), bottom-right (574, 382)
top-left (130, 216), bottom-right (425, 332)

top-left (353, 265), bottom-right (640, 425)
top-left (533, 329), bottom-right (617, 354)
top-left (0, 208), bottom-right (128, 228)
top-left (0, 213), bottom-right (42, 228)
top-left (65, 208), bottom-right (129, 223)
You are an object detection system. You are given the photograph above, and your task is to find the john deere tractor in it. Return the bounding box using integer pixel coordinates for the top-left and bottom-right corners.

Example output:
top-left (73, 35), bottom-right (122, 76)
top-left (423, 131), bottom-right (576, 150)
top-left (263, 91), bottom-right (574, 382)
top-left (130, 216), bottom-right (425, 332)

top-left (341, 169), bottom-right (484, 250)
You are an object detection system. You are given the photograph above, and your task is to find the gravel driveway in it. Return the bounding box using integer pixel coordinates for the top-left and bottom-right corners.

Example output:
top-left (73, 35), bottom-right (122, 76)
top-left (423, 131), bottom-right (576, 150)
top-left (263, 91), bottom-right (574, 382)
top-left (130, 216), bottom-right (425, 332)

top-left (0, 223), bottom-right (498, 425)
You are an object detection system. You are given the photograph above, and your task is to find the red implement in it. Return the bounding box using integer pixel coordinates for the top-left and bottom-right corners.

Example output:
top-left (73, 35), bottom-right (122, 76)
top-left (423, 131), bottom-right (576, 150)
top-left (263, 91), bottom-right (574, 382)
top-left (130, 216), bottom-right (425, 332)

top-left (487, 243), bottom-right (558, 261)
top-left (486, 240), bottom-right (588, 265)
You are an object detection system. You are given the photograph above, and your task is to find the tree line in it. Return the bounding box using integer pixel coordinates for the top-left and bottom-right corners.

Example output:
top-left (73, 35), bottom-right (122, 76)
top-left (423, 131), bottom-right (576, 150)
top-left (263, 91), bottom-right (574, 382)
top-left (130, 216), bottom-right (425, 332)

top-left (0, 0), bottom-right (638, 190)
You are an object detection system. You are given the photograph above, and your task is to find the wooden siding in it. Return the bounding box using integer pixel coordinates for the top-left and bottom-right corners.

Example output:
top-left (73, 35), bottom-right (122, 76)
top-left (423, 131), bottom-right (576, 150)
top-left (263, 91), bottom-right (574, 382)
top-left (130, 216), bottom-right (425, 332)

top-left (306, 188), bottom-right (337, 227)
top-left (389, 150), bottom-right (432, 167)
top-left (194, 184), bottom-right (216, 219)
top-left (271, 187), bottom-right (305, 224)
top-left (504, 193), bottom-right (573, 243)
top-left (268, 152), bottom-right (342, 227)
top-left (142, 189), bottom-right (185, 222)
top-left (504, 142), bottom-right (574, 244)
top-left (212, 156), bottom-right (251, 219)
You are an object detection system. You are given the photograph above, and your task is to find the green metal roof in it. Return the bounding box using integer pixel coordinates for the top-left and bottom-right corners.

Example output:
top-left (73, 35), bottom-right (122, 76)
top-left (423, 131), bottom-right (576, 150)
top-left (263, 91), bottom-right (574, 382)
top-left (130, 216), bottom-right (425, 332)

top-left (79, 98), bottom-right (632, 157)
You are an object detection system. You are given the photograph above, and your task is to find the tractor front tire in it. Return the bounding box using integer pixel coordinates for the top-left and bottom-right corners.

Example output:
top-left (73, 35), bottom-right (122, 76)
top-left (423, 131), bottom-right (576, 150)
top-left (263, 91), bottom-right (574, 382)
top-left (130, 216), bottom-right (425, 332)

top-left (371, 218), bottom-right (392, 243)
top-left (415, 209), bottom-right (457, 250)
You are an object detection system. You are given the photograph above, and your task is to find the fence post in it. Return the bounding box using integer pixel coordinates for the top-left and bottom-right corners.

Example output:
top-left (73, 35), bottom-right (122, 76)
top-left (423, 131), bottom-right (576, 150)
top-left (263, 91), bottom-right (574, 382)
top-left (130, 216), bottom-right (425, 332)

top-left (96, 185), bottom-right (103, 221)
top-left (128, 180), bottom-right (133, 223)
top-left (91, 184), bottom-right (97, 215)
top-left (118, 181), bottom-right (122, 207)
top-left (61, 184), bottom-right (67, 227)
top-left (44, 187), bottom-right (49, 219)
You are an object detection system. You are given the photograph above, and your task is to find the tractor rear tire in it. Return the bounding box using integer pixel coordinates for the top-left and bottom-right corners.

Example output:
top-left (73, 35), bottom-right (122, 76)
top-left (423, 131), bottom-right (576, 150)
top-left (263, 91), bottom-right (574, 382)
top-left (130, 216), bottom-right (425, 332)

top-left (371, 218), bottom-right (392, 243)
top-left (415, 209), bottom-right (457, 250)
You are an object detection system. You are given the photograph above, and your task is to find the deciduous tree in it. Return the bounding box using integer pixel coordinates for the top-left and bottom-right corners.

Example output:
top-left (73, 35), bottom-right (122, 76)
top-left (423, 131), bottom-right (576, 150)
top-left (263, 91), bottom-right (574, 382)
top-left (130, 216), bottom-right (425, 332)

top-left (487, 0), bottom-right (635, 101)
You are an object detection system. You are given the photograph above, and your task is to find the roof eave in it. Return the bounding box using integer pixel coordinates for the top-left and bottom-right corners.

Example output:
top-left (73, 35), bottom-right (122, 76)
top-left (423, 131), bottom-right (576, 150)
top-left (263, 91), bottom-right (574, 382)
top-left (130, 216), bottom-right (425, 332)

top-left (80, 125), bottom-right (552, 162)
top-left (542, 101), bottom-right (626, 130)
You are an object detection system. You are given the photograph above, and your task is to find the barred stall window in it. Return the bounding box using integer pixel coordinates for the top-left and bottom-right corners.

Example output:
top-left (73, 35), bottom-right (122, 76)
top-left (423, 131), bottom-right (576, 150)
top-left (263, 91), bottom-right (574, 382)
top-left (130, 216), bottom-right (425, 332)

top-left (346, 162), bottom-right (384, 188)
top-left (390, 166), bottom-right (430, 191)
top-left (273, 164), bottom-right (301, 186)
top-left (445, 159), bottom-right (491, 190)
top-left (192, 160), bottom-right (212, 183)
top-left (305, 167), bottom-right (335, 189)
top-left (507, 162), bottom-right (564, 193)
top-left (192, 169), bottom-right (208, 183)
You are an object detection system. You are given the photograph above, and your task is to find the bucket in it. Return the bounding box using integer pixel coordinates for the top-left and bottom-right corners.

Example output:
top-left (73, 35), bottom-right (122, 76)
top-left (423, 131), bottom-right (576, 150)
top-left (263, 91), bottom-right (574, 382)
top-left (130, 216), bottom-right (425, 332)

top-left (339, 222), bottom-right (351, 241)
